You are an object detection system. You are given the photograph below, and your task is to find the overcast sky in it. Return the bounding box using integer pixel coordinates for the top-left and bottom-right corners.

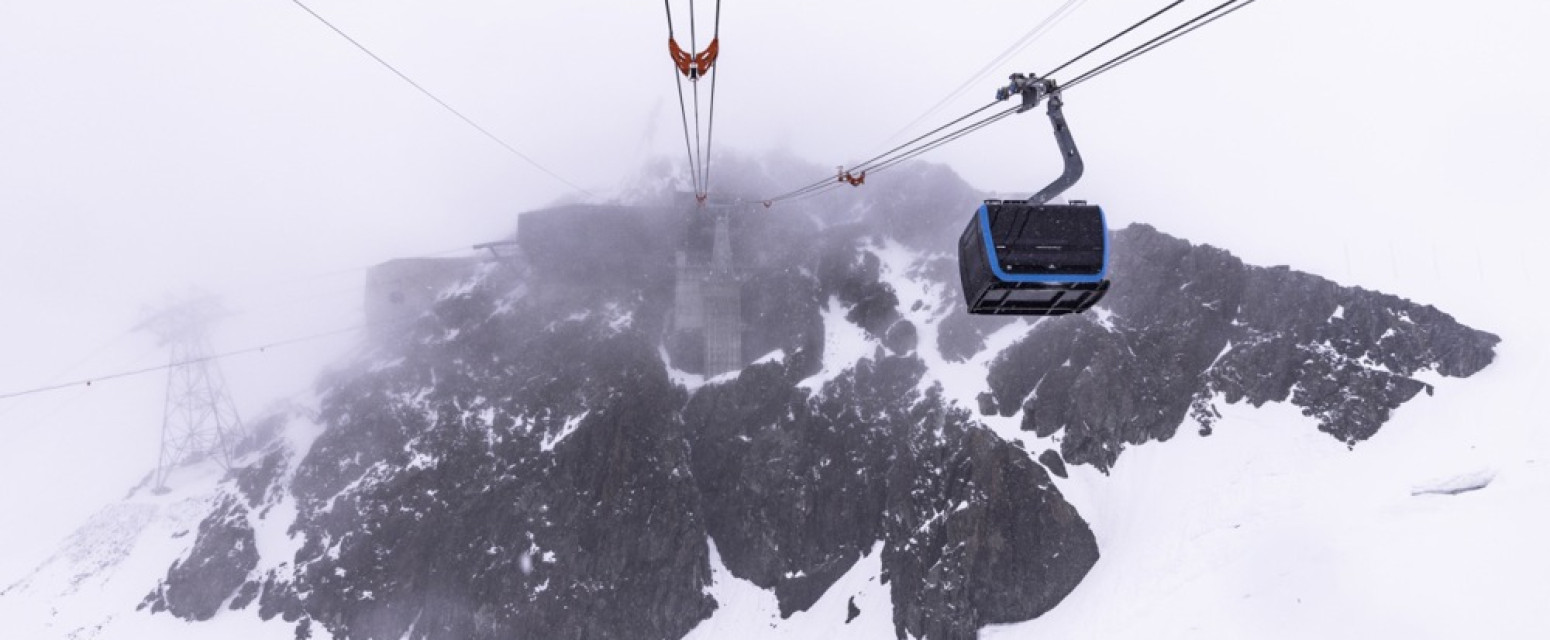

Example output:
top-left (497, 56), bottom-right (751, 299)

top-left (2, 0), bottom-right (1547, 578)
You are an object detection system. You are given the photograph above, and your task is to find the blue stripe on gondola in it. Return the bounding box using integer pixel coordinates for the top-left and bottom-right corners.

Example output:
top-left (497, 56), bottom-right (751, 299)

top-left (977, 203), bottom-right (1109, 284)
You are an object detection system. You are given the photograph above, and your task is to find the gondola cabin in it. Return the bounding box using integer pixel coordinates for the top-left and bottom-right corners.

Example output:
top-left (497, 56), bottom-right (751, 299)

top-left (958, 199), bottom-right (1110, 315)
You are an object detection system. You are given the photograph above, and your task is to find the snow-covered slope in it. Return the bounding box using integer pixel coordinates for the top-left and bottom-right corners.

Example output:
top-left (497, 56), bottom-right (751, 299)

top-left (0, 408), bottom-right (326, 639)
top-left (991, 340), bottom-right (1547, 639)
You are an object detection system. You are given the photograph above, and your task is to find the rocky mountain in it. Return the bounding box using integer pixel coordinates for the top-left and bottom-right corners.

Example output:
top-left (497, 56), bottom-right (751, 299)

top-left (34, 162), bottom-right (1499, 640)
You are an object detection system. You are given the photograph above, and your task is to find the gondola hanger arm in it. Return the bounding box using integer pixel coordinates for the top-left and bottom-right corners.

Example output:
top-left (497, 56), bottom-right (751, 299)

top-left (997, 73), bottom-right (1083, 206)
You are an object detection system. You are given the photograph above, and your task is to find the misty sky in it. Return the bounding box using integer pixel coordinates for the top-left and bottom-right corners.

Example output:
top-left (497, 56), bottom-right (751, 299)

top-left (2, 0), bottom-right (1547, 579)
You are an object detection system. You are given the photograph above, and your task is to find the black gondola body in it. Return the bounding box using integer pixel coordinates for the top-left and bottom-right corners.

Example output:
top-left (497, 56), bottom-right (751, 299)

top-left (958, 77), bottom-right (1111, 315)
top-left (959, 199), bottom-right (1109, 315)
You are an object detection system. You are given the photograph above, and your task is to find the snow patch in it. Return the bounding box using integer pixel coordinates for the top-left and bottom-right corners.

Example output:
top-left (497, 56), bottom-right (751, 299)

top-left (797, 296), bottom-right (878, 393)
top-left (1205, 340), bottom-right (1235, 371)
top-left (752, 349), bottom-right (786, 366)
top-left (0, 461), bottom-right (233, 638)
top-left (661, 345), bottom-right (705, 391)
top-left (867, 239), bottom-right (1021, 414)
top-left (1093, 306), bottom-right (1118, 331)
top-left (368, 357), bottom-right (405, 373)
top-left (541, 410), bottom-right (589, 452)
top-left (1411, 469), bottom-right (1496, 496)
top-left (684, 540), bottom-right (894, 640)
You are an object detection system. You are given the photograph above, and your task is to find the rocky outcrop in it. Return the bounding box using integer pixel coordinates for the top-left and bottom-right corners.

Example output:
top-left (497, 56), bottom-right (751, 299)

top-left (272, 288), bottom-right (715, 640)
top-left (143, 495), bottom-right (258, 621)
top-left (985, 224), bottom-right (1499, 471)
top-left (885, 413), bottom-right (1097, 639)
top-left (1039, 450), bottom-right (1068, 479)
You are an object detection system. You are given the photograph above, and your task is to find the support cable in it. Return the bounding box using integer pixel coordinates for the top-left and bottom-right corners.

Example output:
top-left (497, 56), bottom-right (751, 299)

top-left (0, 325), bottom-right (367, 402)
top-left (287, 0), bottom-right (591, 196)
top-left (866, 107), bottom-right (1019, 176)
top-left (665, 0), bottom-right (703, 196)
top-left (1041, 0), bottom-right (1186, 78)
top-left (850, 100), bottom-right (1006, 174)
top-left (702, 0), bottom-right (722, 196)
top-left (673, 70), bottom-right (703, 196)
top-left (1064, 0), bottom-right (1257, 90)
top-left (760, 0), bottom-right (1266, 209)
top-left (875, 0), bottom-right (1089, 151)
top-left (689, 0), bottom-right (705, 196)
top-left (692, 75), bottom-right (705, 196)
top-left (762, 100), bottom-right (1004, 205)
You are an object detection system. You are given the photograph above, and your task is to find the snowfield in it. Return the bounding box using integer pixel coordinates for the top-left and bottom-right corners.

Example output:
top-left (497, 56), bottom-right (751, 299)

top-left (990, 335), bottom-right (1549, 639)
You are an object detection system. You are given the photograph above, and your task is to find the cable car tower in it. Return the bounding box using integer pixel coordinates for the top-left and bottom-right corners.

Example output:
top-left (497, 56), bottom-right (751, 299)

top-left (135, 295), bottom-right (246, 493)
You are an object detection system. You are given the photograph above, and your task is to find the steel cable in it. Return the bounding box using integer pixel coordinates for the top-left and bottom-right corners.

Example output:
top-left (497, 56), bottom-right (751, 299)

top-left (665, 0), bottom-right (703, 195)
top-left (867, 107), bottom-right (1019, 176)
top-left (1042, 0), bottom-right (1186, 77)
top-left (702, 0), bottom-right (722, 195)
top-left (762, 0), bottom-right (1266, 208)
top-left (1063, 0), bottom-right (1258, 90)
top-left (875, 0), bottom-right (1090, 152)
top-left (287, 0), bottom-right (591, 196)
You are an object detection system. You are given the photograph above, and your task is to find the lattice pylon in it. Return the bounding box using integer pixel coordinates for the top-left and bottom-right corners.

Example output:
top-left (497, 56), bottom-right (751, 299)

top-left (137, 295), bottom-right (245, 493)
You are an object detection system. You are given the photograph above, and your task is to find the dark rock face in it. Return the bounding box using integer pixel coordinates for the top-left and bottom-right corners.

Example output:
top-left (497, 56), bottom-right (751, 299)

top-left (145, 495), bottom-right (258, 621)
top-left (273, 288), bottom-right (715, 640)
top-left (232, 449), bottom-right (287, 510)
top-left (684, 359), bottom-right (896, 617)
top-left (681, 242), bottom-right (1096, 631)
top-left (1039, 450), bottom-right (1068, 479)
top-left (985, 224), bottom-right (1499, 470)
top-left (883, 319), bottom-right (919, 355)
top-left (146, 161), bottom-right (1496, 640)
top-left (145, 428), bottom-right (295, 620)
top-left (739, 265), bottom-right (825, 380)
top-left (885, 415), bottom-right (1097, 640)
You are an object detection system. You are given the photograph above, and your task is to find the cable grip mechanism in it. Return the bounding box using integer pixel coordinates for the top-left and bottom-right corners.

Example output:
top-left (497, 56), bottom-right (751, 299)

top-left (997, 73), bottom-right (1057, 113)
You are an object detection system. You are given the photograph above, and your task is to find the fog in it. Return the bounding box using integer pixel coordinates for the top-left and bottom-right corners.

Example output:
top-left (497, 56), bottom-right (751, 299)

top-left (2, 0), bottom-right (1546, 582)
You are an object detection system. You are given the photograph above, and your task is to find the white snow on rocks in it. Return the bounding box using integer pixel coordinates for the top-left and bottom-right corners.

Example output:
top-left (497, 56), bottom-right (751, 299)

top-left (541, 409), bottom-right (589, 452)
top-left (684, 540), bottom-right (895, 640)
top-left (797, 295), bottom-right (879, 393)
top-left (868, 238), bottom-right (1039, 445)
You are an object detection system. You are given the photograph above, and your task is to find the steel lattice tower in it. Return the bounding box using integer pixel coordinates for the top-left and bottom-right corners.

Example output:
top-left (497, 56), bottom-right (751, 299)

top-left (137, 295), bottom-right (245, 493)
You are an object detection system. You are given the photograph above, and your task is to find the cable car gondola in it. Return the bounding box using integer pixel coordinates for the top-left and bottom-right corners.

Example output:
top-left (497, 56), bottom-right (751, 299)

top-left (958, 75), bottom-right (1110, 315)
